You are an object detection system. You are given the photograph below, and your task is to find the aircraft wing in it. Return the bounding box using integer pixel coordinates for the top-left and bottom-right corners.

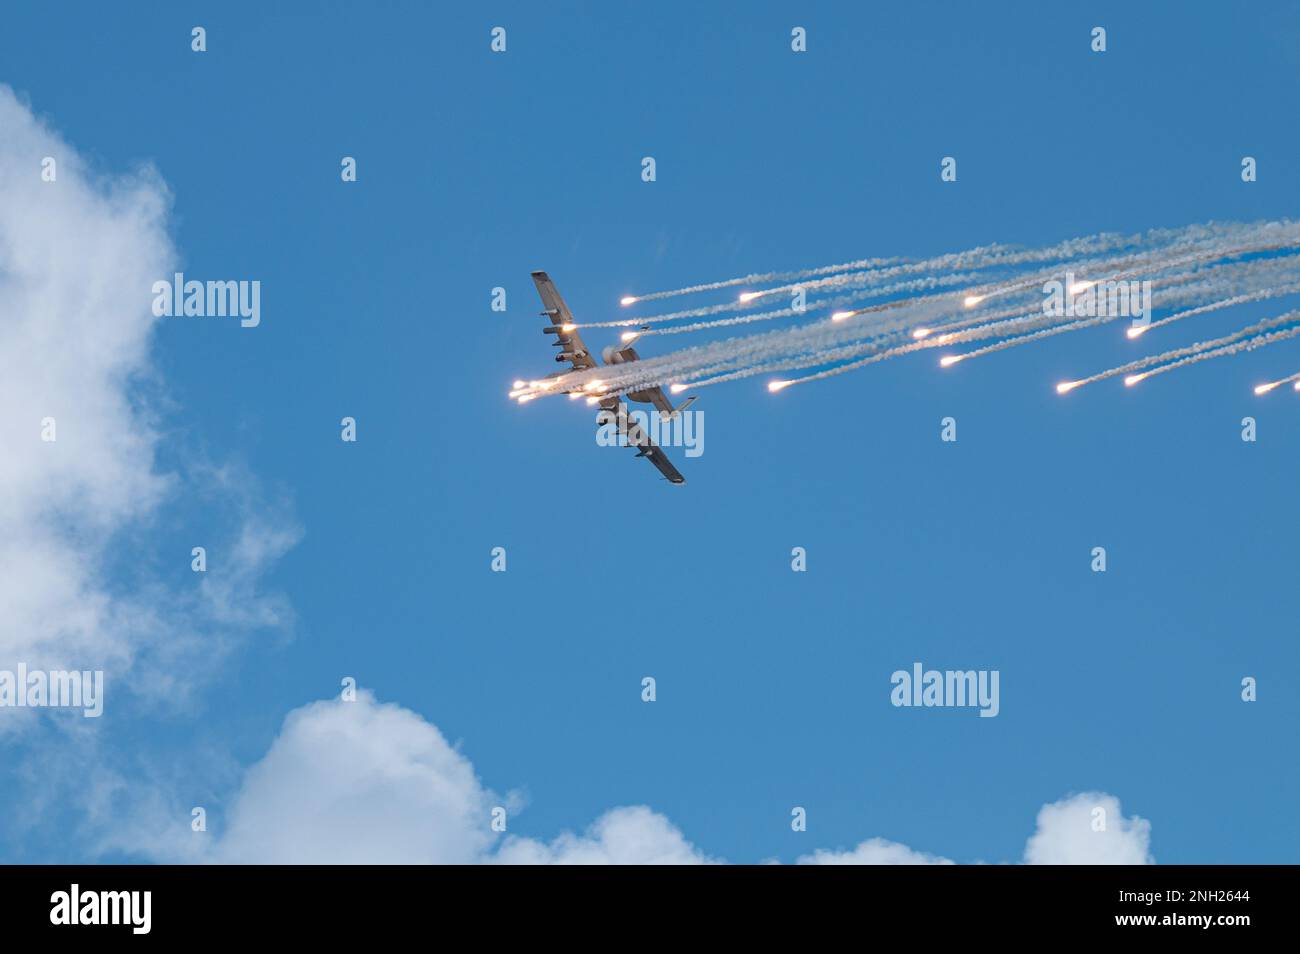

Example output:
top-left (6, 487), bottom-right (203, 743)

top-left (532, 270), bottom-right (599, 371)
top-left (642, 386), bottom-right (676, 417)
top-left (600, 398), bottom-right (686, 485)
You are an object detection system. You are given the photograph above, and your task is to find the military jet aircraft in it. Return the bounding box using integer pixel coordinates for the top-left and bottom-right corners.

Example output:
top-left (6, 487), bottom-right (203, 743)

top-left (528, 271), bottom-right (695, 484)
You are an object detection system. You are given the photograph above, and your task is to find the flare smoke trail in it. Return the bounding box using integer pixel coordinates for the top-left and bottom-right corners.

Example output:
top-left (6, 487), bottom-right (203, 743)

top-left (1132, 278), bottom-right (1300, 338)
top-left (942, 259), bottom-right (1300, 365)
top-left (733, 224), bottom-right (1240, 304)
top-left (652, 272), bottom-right (984, 335)
top-left (1253, 370), bottom-right (1300, 393)
top-left (1128, 320), bottom-right (1300, 385)
top-left (588, 222), bottom-right (1300, 331)
top-left (511, 220), bottom-right (1300, 403)
top-left (1067, 311), bottom-right (1300, 390)
top-left (617, 222), bottom-right (1253, 310)
top-left (621, 254), bottom-right (903, 304)
top-left (593, 261), bottom-right (1300, 397)
top-left (943, 316), bottom-right (1114, 366)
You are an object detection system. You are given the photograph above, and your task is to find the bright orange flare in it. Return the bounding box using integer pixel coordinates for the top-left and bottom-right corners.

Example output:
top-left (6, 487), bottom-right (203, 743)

top-left (560, 323), bottom-right (577, 332)
top-left (620, 296), bottom-right (638, 306)
top-left (1126, 326), bottom-right (1147, 339)
top-left (912, 327), bottom-right (933, 340)
top-left (739, 292), bottom-right (761, 303)
top-left (1056, 381), bottom-right (1081, 394)
top-left (768, 380), bottom-right (793, 393)
top-left (1124, 373), bottom-right (1146, 387)
top-left (939, 355), bottom-right (962, 367)
top-left (831, 310), bottom-right (854, 321)
top-left (1069, 280), bottom-right (1095, 295)
top-left (669, 383), bottom-right (688, 394)
top-left (963, 295), bottom-right (985, 308)
top-left (1254, 382), bottom-right (1281, 395)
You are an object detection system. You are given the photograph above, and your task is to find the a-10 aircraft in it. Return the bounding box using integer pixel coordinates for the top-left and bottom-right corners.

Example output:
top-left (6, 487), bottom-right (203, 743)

top-left (528, 271), bottom-right (696, 484)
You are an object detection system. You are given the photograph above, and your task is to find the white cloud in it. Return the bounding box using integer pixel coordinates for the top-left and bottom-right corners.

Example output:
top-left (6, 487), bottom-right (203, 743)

top-left (0, 85), bottom-right (173, 675)
top-left (210, 693), bottom-right (496, 864)
top-left (169, 691), bottom-right (709, 865)
top-left (0, 86), bottom-right (297, 728)
top-left (797, 838), bottom-right (954, 865)
top-left (1023, 792), bottom-right (1153, 865)
top-left (496, 807), bottom-right (715, 865)
top-left (798, 792), bottom-right (1152, 865)
top-left (159, 690), bottom-right (1149, 866)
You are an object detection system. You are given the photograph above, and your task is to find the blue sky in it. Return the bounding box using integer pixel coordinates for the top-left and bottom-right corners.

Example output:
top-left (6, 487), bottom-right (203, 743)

top-left (1, 2), bottom-right (1297, 863)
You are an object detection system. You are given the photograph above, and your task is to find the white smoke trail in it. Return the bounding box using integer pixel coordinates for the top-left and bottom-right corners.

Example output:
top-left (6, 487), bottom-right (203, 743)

top-left (514, 221), bottom-right (1300, 403)
top-left (649, 264), bottom-right (1300, 392)
top-left (586, 269), bottom-right (993, 328)
top-left (590, 222), bottom-right (1300, 330)
top-left (772, 297), bottom-right (1300, 392)
top-left (620, 223), bottom-right (1244, 306)
top-left (548, 270), bottom-right (1294, 400)
top-left (1251, 369), bottom-right (1300, 394)
top-left (647, 249), bottom-right (1300, 389)
top-left (634, 303), bottom-right (1067, 393)
top-left (942, 316), bottom-right (1114, 366)
top-left (652, 272), bottom-right (985, 336)
top-left (1069, 311), bottom-right (1300, 389)
top-left (623, 255), bottom-right (904, 304)
top-left (726, 220), bottom-right (1286, 309)
top-left (940, 262), bottom-right (1300, 364)
top-left (1132, 279), bottom-right (1300, 338)
top-left (1130, 321), bottom-right (1300, 385)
